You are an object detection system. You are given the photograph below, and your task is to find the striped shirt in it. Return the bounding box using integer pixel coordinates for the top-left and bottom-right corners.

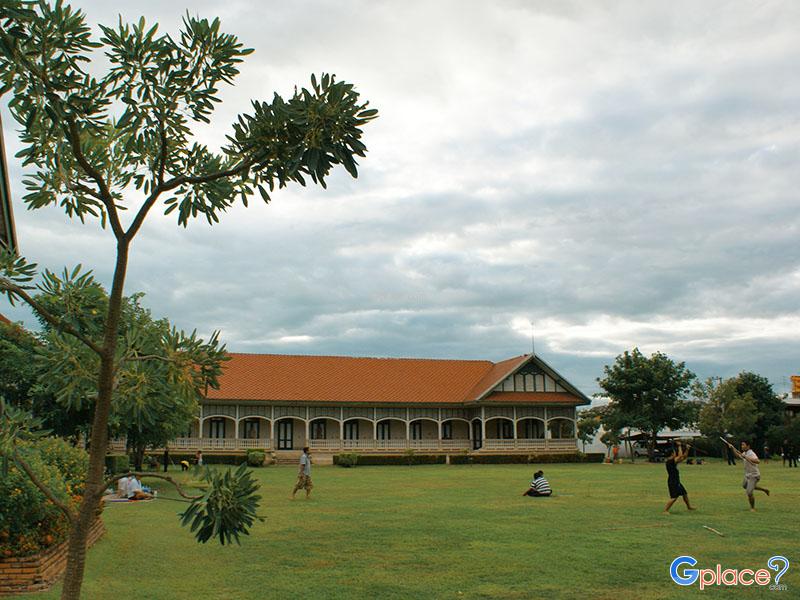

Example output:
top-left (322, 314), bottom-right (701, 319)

top-left (532, 477), bottom-right (551, 495)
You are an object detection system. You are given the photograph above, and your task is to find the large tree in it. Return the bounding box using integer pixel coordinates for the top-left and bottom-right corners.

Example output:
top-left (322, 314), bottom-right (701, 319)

top-left (0, 316), bottom-right (93, 438)
top-left (0, 3), bottom-right (377, 598)
top-left (696, 372), bottom-right (783, 452)
top-left (598, 348), bottom-right (697, 459)
top-left (32, 282), bottom-right (206, 471)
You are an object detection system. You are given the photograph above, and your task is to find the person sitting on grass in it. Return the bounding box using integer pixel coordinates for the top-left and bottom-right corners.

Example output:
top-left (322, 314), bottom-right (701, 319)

top-left (663, 441), bottom-right (697, 514)
top-left (126, 474), bottom-right (153, 501)
top-left (522, 470), bottom-right (552, 497)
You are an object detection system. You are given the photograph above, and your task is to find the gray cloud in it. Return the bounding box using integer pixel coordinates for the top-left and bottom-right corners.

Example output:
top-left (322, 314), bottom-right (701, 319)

top-left (2, 0), bottom-right (799, 397)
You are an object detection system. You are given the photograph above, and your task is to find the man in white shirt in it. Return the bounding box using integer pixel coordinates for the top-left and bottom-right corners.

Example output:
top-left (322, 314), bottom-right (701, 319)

top-left (291, 447), bottom-right (313, 499)
top-left (116, 474), bottom-right (131, 498)
top-left (126, 474), bottom-right (152, 501)
top-left (728, 440), bottom-right (770, 511)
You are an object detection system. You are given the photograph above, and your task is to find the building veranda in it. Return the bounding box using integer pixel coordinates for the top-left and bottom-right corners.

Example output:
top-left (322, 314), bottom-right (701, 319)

top-left (116, 352), bottom-right (591, 457)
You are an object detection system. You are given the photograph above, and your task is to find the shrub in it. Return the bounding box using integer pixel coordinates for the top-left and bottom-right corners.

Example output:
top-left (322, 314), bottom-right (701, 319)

top-left (164, 453), bottom-right (246, 466)
top-left (105, 453), bottom-right (130, 474)
top-left (0, 439), bottom-right (88, 557)
top-left (334, 453), bottom-right (359, 468)
top-left (246, 450), bottom-right (266, 467)
top-left (335, 454), bottom-right (445, 466)
top-left (449, 452), bottom-right (604, 465)
top-left (36, 437), bottom-right (89, 495)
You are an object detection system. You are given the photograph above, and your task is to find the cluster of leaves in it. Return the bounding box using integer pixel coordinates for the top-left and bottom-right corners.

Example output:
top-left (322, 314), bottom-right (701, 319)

top-left (0, 411), bottom-right (88, 558)
top-left (696, 372), bottom-right (785, 451)
top-left (597, 348), bottom-right (698, 456)
top-left (0, 2), bottom-right (377, 231)
top-left (180, 463), bottom-right (263, 545)
top-left (245, 450), bottom-right (265, 467)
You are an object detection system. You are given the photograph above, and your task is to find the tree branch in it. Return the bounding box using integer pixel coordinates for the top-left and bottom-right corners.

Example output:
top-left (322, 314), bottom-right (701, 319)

top-left (162, 159), bottom-right (254, 192)
top-left (64, 117), bottom-right (125, 240)
top-left (0, 278), bottom-right (103, 355)
top-left (124, 158), bottom-right (254, 241)
top-left (14, 450), bottom-right (78, 525)
top-left (99, 471), bottom-right (203, 501)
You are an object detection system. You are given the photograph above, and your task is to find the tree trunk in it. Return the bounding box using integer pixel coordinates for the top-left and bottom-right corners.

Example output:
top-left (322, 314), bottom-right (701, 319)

top-left (134, 445), bottom-right (145, 472)
top-left (61, 242), bottom-right (129, 600)
top-left (650, 430), bottom-right (658, 462)
top-left (627, 428), bottom-right (634, 463)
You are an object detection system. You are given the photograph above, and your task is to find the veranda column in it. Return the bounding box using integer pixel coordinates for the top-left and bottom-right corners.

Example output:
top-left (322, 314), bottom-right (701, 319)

top-left (512, 407), bottom-right (517, 450)
top-left (340, 408), bottom-right (345, 448)
top-left (234, 419), bottom-right (240, 451)
top-left (544, 407), bottom-right (551, 450)
top-left (269, 420), bottom-right (275, 452)
top-left (437, 420), bottom-right (442, 450)
top-left (481, 407), bottom-right (486, 446)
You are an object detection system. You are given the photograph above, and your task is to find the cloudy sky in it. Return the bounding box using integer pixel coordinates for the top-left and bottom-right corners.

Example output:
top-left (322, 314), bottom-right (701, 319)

top-left (2, 0), bottom-right (799, 396)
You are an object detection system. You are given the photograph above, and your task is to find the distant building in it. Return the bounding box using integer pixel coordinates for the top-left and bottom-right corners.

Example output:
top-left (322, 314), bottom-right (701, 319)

top-left (786, 376), bottom-right (800, 419)
top-left (113, 352), bottom-right (592, 456)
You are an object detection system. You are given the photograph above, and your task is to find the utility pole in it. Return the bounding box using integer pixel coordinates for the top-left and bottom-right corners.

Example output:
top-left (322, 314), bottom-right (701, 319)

top-left (0, 112), bottom-right (18, 253)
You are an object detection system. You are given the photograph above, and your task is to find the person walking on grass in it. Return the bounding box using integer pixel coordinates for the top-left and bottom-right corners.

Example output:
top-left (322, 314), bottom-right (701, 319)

top-left (663, 441), bottom-right (696, 514)
top-left (723, 439), bottom-right (770, 511)
top-left (291, 446), bottom-right (314, 499)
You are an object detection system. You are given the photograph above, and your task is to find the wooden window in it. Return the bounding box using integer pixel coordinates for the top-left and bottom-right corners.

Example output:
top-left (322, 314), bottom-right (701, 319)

top-left (377, 421), bottom-right (391, 440)
top-left (243, 419), bottom-right (260, 439)
top-left (209, 418), bottom-right (226, 439)
top-left (311, 420), bottom-right (327, 440)
top-left (442, 421), bottom-right (453, 440)
top-left (411, 421), bottom-right (423, 440)
top-left (344, 421), bottom-right (360, 440)
top-left (497, 420), bottom-right (513, 439)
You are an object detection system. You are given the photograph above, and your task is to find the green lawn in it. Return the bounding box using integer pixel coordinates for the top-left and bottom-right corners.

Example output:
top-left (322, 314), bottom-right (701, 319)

top-left (29, 460), bottom-right (799, 599)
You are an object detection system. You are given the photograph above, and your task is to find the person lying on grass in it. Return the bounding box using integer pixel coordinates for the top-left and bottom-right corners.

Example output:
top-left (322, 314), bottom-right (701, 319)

top-left (663, 441), bottom-right (697, 514)
top-left (522, 470), bottom-right (552, 497)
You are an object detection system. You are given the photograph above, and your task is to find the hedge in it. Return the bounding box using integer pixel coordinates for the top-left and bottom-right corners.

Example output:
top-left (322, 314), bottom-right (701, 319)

top-left (334, 453), bottom-right (446, 466)
top-left (104, 454), bottom-right (130, 474)
top-left (157, 453), bottom-right (248, 466)
top-left (1, 438), bottom-right (88, 557)
top-left (449, 452), bottom-right (604, 465)
top-left (246, 450), bottom-right (266, 467)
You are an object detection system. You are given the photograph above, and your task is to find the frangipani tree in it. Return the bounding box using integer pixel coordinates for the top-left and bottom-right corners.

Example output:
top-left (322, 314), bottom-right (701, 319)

top-left (0, 2), bottom-right (377, 598)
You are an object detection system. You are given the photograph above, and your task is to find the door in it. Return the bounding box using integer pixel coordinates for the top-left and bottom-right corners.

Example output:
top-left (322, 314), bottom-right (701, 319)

top-left (472, 420), bottom-right (482, 449)
top-left (277, 420), bottom-right (293, 450)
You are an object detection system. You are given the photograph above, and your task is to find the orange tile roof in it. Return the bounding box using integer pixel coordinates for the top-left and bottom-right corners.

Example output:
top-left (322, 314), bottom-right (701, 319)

top-left (480, 391), bottom-right (582, 404)
top-left (0, 313), bottom-right (10, 325)
top-left (207, 353), bottom-right (536, 404)
top-left (206, 352), bottom-right (591, 405)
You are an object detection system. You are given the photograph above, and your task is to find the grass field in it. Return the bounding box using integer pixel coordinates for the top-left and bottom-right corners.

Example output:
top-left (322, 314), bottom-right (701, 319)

top-left (28, 460), bottom-right (799, 599)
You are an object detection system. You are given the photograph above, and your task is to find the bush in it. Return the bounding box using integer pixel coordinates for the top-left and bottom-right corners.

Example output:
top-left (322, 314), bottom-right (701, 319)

top-left (246, 450), bottom-right (266, 467)
top-left (449, 452), bottom-right (604, 465)
top-left (335, 453), bottom-right (359, 468)
top-left (164, 453), bottom-right (246, 466)
top-left (37, 437), bottom-right (89, 494)
top-left (0, 439), bottom-right (88, 557)
top-left (105, 453), bottom-right (130, 474)
top-left (334, 454), bottom-right (446, 466)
